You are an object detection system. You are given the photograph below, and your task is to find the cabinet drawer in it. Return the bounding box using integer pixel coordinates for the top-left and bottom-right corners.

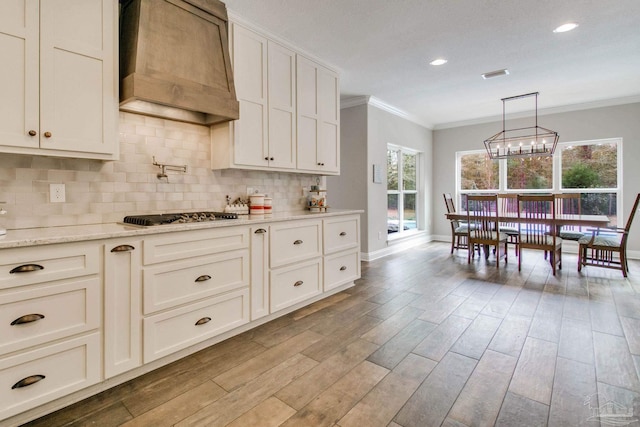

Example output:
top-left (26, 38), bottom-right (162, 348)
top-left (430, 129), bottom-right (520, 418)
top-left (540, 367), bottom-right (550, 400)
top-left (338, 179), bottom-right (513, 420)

top-left (270, 220), bottom-right (321, 268)
top-left (0, 277), bottom-right (100, 356)
top-left (143, 288), bottom-right (249, 362)
top-left (143, 249), bottom-right (249, 314)
top-left (143, 227), bottom-right (249, 265)
top-left (270, 258), bottom-right (322, 312)
top-left (0, 333), bottom-right (101, 420)
top-left (0, 243), bottom-right (99, 290)
top-left (324, 216), bottom-right (360, 254)
top-left (324, 250), bottom-right (360, 292)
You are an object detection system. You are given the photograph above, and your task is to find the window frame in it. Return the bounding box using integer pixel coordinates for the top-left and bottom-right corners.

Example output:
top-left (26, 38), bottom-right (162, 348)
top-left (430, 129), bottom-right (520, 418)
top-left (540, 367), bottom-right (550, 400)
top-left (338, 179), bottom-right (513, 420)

top-left (387, 144), bottom-right (421, 239)
top-left (456, 137), bottom-right (623, 217)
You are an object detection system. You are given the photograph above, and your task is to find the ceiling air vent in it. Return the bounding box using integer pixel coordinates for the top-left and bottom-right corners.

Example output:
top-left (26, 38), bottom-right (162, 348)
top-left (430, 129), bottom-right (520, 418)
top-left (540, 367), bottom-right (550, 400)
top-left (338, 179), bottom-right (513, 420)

top-left (481, 69), bottom-right (510, 80)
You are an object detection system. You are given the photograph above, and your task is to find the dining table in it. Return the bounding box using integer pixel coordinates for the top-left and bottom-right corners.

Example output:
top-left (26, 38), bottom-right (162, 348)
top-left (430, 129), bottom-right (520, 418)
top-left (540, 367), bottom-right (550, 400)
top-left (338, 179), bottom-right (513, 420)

top-left (445, 212), bottom-right (610, 228)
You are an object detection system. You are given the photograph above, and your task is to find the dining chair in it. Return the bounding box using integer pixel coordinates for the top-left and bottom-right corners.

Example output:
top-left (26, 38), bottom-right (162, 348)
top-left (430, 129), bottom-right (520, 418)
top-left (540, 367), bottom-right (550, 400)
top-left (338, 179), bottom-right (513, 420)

top-left (443, 193), bottom-right (470, 253)
top-left (466, 194), bottom-right (507, 268)
top-left (517, 194), bottom-right (562, 275)
top-left (578, 192), bottom-right (640, 277)
top-left (498, 193), bottom-right (520, 256)
top-left (554, 193), bottom-right (584, 241)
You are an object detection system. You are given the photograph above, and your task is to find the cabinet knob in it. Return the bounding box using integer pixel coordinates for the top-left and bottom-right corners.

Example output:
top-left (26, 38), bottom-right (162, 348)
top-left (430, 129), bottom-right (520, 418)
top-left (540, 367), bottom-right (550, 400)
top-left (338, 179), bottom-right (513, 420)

top-left (195, 317), bottom-right (212, 326)
top-left (195, 275), bottom-right (211, 282)
top-left (12, 375), bottom-right (46, 389)
top-left (44, 131), bottom-right (52, 138)
top-left (265, 157), bottom-right (269, 161)
top-left (111, 244), bottom-right (135, 253)
top-left (254, 228), bottom-right (267, 234)
top-left (11, 313), bottom-right (45, 325)
top-left (270, 157), bottom-right (274, 161)
top-left (28, 130), bottom-right (37, 136)
top-left (293, 239), bottom-right (303, 245)
top-left (294, 280), bottom-right (303, 287)
top-left (9, 264), bottom-right (44, 274)
top-left (340, 266), bottom-right (347, 271)
top-left (339, 232), bottom-right (347, 236)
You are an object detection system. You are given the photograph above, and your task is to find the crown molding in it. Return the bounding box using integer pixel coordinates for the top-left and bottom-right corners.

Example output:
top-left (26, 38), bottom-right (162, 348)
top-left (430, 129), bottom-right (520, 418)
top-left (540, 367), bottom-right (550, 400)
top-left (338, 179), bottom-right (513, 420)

top-left (340, 96), bottom-right (433, 129)
top-left (434, 95), bottom-right (640, 130)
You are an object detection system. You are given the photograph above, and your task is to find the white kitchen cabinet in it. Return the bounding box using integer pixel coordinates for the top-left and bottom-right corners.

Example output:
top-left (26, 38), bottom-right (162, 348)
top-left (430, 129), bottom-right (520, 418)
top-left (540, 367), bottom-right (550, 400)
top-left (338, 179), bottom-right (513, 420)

top-left (103, 240), bottom-right (142, 379)
top-left (296, 55), bottom-right (340, 174)
top-left (212, 23), bottom-right (296, 171)
top-left (0, 242), bottom-right (102, 420)
top-left (250, 226), bottom-right (269, 320)
top-left (212, 20), bottom-right (339, 175)
top-left (0, 0), bottom-right (118, 160)
top-left (270, 258), bottom-right (322, 312)
top-left (323, 215), bottom-right (361, 291)
top-left (269, 220), bottom-right (322, 269)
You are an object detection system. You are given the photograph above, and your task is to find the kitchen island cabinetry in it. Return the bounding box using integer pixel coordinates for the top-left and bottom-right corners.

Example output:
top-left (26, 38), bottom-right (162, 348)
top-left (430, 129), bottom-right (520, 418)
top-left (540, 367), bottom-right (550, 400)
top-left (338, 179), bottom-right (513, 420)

top-left (212, 20), bottom-right (339, 175)
top-left (0, 243), bottom-right (102, 420)
top-left (323, 215), bottom-right (361, 291)
top-left (0, 0), bottom-right (118, 160)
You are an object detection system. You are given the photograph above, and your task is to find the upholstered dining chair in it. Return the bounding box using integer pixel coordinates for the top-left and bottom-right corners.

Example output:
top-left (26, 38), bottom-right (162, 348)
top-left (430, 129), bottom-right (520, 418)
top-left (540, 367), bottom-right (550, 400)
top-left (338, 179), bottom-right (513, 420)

top-left (554, 193), bottom-right (584, 241)
top-left (517, 194), bottom-right (562, 275)
top-left (443, 193), bottom-right (470, 253)
top-left (578, 192), bottom-right (640, 277)
top-left (466, 194), bottom-right (507, 268)
top-left (498, 193), bottom-right (520, 255)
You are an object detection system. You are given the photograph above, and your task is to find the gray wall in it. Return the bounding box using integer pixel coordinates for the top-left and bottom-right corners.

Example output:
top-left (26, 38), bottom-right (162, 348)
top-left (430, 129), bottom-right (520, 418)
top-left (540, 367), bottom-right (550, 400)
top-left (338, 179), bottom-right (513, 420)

top-left (330, 102), bottom-right (432, 255)
top-left (433, 102), bottom-right (640, 253)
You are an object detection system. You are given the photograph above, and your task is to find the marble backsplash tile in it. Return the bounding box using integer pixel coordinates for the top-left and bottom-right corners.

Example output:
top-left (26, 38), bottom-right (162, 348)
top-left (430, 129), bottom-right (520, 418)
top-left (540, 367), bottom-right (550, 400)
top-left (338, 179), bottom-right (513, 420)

top-left (0, 112), bottom-right (320, 230)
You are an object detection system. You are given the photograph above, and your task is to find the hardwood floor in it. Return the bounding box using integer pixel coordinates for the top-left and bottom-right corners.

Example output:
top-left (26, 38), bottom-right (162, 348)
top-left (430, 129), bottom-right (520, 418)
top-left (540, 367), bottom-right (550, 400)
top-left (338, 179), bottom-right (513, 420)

top-left (22, 242), bottom-right (640, 427)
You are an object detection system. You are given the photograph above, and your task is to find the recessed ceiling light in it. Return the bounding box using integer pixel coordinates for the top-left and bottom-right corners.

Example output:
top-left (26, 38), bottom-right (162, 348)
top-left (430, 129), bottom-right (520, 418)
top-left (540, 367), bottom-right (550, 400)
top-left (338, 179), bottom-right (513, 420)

top-left (430, 58), bottom-right (448, 66)
top-left (553, 22), bottom-right (578, 33)
top-left (481, 69), bottom-right (510, 79)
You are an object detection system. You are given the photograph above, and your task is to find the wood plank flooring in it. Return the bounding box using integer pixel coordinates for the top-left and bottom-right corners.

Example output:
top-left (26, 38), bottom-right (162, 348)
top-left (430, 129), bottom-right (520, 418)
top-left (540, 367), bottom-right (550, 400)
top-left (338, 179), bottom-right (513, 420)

top-left (21, 242), bottom-right (640, 427)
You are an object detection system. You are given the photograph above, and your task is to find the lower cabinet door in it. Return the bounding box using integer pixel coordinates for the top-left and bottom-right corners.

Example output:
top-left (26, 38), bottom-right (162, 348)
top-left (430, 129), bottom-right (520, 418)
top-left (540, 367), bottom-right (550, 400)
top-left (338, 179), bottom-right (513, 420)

top-left (324, 249), bottom-right (360, 291)
top-left (143, 288), bottom-right (249, 363)
top-left (270, 258), bottom-right (322, 313)
top-left (0, 333), bottom-right (101, 420)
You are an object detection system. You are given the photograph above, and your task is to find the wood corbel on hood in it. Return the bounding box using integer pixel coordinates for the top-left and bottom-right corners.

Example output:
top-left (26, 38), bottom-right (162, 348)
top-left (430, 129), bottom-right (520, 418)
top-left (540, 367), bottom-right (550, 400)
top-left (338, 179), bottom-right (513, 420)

top-left (119, 0), bottom-right (239, 125)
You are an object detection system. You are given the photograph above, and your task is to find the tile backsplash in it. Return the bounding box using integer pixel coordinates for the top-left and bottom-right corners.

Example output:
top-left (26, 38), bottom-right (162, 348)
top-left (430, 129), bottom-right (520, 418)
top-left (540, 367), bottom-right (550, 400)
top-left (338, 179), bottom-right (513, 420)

top-left (0, 112), bottom-right (320, 230)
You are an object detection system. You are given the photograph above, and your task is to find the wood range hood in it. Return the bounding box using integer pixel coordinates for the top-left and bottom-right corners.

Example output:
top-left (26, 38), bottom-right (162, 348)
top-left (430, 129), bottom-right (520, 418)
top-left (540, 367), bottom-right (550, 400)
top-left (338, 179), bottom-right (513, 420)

top-left (119, 0), bottom-right (239, 125)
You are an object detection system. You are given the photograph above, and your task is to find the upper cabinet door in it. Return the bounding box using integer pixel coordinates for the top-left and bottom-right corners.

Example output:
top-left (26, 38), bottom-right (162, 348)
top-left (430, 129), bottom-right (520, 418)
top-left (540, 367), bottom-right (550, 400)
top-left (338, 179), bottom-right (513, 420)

top-left (39, 0), bottom-right (117, 155)
top-left (0, 0), bottom-right (39, 149)
top-left (267, 41), bottom-right (296, 170)
top-left (231, 23), bottom-right (269, 167)
top-left (296, 55), bottom-right (340, 174)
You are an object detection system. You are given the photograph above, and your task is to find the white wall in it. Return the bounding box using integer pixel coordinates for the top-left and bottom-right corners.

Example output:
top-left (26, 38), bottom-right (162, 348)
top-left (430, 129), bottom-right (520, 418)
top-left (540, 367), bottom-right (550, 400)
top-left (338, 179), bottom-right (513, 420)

top-left (433, 102), bottom-right (640, 252)
top-left (329, 100), bottom-right (432, 256)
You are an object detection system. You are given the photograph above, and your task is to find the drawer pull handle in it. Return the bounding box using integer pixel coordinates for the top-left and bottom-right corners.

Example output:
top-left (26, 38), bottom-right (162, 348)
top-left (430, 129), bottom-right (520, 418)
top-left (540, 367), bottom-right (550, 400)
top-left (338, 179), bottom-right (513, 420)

top-left (44, 131), bottom-right (52, 138)
top-left (340, 266), bottom-right (347, 271)
top-left (11, 314), bottom-right (45, 325)
top-left (195, 317), bottom-right (211, 326)
top-left (10, 264), bottom-right (44, 274)
top-left (12, 375), bottom-right (45, 389)
top-left (28, 130), bottom-right (37, 136)
top-left (111, 244), bottom-right (135, 253)
top-left (339, 232), bottom-right (347, 236)
top-left (294, 280), bottom-right (303, 287)
top-left (293, 240), bottom-right (303, 245)
top-left (195, 275), bottom-right (211, 282)
top-left (255, 228), bottom-right (267, 234)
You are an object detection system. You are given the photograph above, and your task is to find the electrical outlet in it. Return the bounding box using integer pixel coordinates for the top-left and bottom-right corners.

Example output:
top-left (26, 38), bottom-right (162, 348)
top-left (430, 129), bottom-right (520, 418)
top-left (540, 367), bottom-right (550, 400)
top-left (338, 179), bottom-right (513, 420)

top-left (50, 183), bottom-right (65, 203)
top-left (378, 231), bottom-right (383, 240)
top-left (247, 187), bottom-right (257, 196)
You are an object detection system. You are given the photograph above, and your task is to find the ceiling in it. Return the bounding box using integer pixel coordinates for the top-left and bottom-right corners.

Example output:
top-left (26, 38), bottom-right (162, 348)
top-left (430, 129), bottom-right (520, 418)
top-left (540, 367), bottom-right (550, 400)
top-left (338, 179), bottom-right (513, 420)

top-left (222, 0), bottom-right (640, 129)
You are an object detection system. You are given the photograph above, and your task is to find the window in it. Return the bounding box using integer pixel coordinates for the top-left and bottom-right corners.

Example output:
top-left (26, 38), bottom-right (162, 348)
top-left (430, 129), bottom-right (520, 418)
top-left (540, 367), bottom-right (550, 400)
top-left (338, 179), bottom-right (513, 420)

top-left (456, 138), bottom-right (622, 224)
top-left (388, 146), bottom-right (419, 236)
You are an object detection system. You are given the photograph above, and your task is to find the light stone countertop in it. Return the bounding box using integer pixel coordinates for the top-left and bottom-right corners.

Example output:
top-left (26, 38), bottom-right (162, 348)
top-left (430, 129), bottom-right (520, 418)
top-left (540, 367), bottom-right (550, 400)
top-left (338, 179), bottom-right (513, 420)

top-left (0, 209), bottom-right (364, 249)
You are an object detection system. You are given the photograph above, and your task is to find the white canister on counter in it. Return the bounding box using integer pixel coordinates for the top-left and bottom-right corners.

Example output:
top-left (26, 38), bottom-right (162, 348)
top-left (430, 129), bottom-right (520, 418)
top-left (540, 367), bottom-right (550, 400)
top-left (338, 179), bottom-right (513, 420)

top-left (249, 193), bottom-right (265, 215)
top-left (264, 196), bottom-right (272, 214)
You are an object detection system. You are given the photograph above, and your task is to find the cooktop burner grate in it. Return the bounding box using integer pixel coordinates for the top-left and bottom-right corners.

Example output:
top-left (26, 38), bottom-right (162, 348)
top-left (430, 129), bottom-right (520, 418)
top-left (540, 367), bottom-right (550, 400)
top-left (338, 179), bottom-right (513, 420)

top-left (123, 212), bottom-right (238, 226)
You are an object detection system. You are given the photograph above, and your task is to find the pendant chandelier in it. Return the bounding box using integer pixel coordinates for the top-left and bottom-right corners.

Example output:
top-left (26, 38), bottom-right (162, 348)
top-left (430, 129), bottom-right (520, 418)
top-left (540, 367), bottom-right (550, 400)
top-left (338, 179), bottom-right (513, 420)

top-left (484, 92), bottom-right (559, 159)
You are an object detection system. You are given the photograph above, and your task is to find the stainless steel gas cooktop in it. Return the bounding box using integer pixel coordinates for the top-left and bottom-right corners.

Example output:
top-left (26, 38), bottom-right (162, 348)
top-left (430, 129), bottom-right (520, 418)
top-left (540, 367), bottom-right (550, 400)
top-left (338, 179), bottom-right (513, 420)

top-left (122, 212), bottom-right (238, 226)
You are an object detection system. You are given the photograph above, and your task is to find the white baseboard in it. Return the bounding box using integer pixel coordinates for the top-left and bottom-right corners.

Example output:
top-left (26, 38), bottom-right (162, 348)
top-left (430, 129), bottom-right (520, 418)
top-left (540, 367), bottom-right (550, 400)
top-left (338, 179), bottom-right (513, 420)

top-left (362, 232), bottom-right (432, 261)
